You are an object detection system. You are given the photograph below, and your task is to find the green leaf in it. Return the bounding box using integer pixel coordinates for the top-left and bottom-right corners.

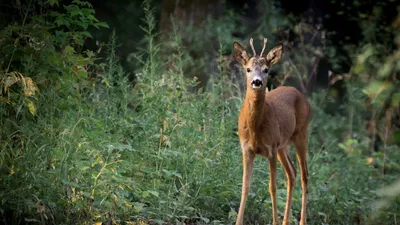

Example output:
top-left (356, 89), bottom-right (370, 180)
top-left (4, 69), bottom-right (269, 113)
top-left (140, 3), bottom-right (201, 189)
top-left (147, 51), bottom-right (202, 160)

top-left (81, 8), bottom-right (95, 16)
top-left (391, 92), bottom-right (400, 107)
top-left (173, 172), bottom-right (182, 179)
top-left (46, 0), bottom-right (59, 6)
top-left (100, 77), bottom-right (110, 87)
top-left (87, 15), bottom-right (98, 22)
top-left (61, 179), bottom-right (80, 188)
top-left (82, 192), bottom-right (91, 198)
top-left (141, 191), bottom-right (149, 198)
top-left (76, 57), bottom-right (94, 66)
top-left (357, 45), bottom-right (374, 65)
top-left (65, 45), bottom-right (75, 54)
top-left (379, 60), bottom-right (394, 78)
top-left (26, 101), bottom-right (36, 116)
top-left (148, 191), bottom-right (159, 197)
top-left (154, 219), bottom-right (165, 225)
top-left (362, 81), bottom-right (389, 99)
top-left (55, 17), bottom-right (64, 27)
top-left (162, 169), bottom-right (172, 177)
top-left (85, 50), bottom-right (95, 58)
top-left (77, 70), bottom-right (88, 78)
top-left (75, 37), bottom-right (85, 46)
top-left (70, 9), bottom-right (81, 17)
top-left (72, 0), bottom-right (93, 8)
top-left (393, 131), bottom-right (400, 143)
top-left (80, 31), bottom-right (93, 38)
top-left (133, 202), bottom-right (145, 213)
top-left (201, 217), bottom-right (210, 223)
top-left (338, 143), bottom-right (346, 151)
top-left (94, 22), bottom-right (109, 29)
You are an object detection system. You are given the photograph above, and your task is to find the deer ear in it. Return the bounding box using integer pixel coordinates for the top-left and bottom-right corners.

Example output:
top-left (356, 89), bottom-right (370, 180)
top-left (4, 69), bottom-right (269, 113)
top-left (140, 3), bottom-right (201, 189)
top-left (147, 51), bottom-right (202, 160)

top-left (266, 43), bottom-right (283, 65)
top-left (233, 42), bottom-right (249, 66)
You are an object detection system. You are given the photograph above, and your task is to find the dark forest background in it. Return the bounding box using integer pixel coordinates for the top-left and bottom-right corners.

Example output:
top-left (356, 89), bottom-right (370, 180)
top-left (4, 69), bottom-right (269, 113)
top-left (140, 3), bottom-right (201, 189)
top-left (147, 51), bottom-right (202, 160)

top-left (0, 0), bottom-right (399, 224)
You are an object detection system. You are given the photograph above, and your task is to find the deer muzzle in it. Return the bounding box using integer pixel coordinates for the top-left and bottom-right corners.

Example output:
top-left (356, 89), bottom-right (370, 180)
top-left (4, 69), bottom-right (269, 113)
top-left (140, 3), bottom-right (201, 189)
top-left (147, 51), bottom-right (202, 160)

top-left (251, 76), bottom-right (263, 89)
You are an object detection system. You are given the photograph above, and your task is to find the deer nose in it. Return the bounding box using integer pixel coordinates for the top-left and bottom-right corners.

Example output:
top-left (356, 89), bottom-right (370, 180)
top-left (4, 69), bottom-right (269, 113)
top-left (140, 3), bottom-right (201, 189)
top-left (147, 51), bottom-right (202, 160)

top-left (251, 76), bottom-right (263, 88)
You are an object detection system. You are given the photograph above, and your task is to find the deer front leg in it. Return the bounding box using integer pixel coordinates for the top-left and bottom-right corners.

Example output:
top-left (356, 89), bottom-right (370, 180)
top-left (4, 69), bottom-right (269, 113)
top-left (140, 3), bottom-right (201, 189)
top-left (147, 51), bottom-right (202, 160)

top-left (269, 152), bottom-right (278, 225)
top-left (235, 149), bottom-right (255, 225)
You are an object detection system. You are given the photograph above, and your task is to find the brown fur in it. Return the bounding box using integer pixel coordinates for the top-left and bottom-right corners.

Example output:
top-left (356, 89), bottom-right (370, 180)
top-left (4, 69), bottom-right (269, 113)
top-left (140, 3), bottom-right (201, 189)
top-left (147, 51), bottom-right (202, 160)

top-left (233, 39), bottom-right (311, 225)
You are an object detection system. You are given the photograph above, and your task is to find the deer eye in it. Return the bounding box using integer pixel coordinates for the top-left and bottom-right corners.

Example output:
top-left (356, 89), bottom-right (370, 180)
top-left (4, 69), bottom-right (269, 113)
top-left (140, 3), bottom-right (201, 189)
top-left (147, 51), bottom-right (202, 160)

top-left (246, 68), bottom-right (251, 73)
top-left (264, 68), bottom-right (269, 73)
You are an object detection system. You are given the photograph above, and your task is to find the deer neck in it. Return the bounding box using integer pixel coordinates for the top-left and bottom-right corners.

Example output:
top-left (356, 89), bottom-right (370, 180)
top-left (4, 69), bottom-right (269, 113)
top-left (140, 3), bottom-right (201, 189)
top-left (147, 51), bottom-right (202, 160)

top-left (244, 88), bottom-right (266, 135)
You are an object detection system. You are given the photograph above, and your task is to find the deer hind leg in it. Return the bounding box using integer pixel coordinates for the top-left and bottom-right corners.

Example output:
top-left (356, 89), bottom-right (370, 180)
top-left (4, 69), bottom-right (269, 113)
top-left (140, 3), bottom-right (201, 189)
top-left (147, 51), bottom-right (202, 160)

top-left (235, 149), bottom-right (255, 225)
top-left (294, 131), bottom-right (308, 225)
top-left (268, 152), bottom-right (279, 225)
top-left (277, 146), bottom-right (297, 225)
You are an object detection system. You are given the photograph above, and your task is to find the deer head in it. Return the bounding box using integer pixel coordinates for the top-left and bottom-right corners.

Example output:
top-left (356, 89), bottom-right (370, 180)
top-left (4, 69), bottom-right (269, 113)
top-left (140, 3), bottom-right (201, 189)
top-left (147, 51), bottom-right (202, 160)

top-left (233, 38), bottom-right (283, 91)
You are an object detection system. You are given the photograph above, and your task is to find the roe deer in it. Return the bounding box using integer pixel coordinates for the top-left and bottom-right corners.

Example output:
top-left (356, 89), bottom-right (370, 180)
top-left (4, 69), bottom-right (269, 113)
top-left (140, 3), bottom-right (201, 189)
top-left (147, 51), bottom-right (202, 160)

top-left (233, 38), bottom-right (311, 225)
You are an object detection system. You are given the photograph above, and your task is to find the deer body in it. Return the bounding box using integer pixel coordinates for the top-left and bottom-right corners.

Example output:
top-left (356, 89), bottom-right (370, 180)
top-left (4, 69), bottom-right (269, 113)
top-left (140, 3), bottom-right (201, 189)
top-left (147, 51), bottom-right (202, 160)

top-left (233, 38), bottom-right (310, 225)
top-left (239, 86), bottom-right (309, 157)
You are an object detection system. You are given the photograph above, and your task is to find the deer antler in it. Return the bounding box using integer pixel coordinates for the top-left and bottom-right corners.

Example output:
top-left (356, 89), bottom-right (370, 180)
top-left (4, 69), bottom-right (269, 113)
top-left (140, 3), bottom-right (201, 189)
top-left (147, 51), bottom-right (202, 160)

top-left (249, 38), bottom-right (257, 56)
top-left (260, 38), bottom-right (268, 57)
